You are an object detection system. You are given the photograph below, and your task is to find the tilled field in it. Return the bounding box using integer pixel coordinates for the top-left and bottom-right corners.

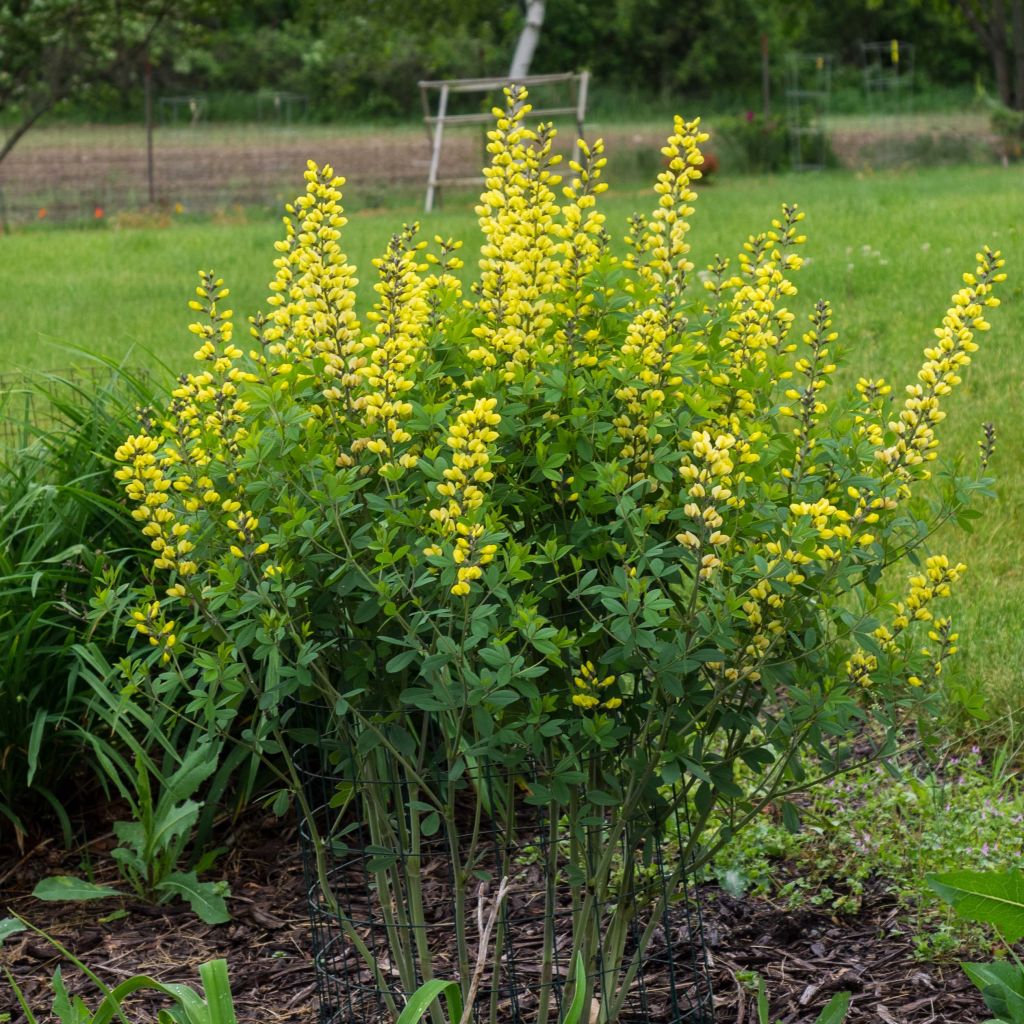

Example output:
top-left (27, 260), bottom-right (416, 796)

top-left (0, 123), bottom-right (668, 222)
top-left (0, 113), bottom-right (999, 224)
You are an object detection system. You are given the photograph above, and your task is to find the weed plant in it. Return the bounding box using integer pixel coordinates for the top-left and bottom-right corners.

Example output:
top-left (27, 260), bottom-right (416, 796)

top-left (712, 746), bottom-right (1024, 957)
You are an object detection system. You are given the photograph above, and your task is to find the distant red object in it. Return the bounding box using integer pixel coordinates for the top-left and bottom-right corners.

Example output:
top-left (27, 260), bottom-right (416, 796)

top-left (37, 207), bottom-right (47, 219)
top-left (670, 149), bottom-right (719, 182)
top-left (94, 206), bottom-right (105, 219)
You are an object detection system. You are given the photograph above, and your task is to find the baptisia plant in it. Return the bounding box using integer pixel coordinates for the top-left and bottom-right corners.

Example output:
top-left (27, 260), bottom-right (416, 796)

top-left (107, 85), bottom-right (1004, 1022)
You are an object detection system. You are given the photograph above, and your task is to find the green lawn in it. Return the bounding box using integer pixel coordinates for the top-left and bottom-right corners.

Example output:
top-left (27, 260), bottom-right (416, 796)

top-left (1, 161), bottom-right (1022, 730)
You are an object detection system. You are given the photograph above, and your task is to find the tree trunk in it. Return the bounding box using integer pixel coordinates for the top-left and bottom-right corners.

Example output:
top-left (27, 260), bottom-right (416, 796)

top-left (1012, 0), bottom-right (1024, 109)
top-left (0, 100), bottom-right (55, 168)
top-left (994, 37), bottom-right (1013, 105)
top-left (509, 0), bottom-right (545, 81)
top-left (959, 0), bottom-right (1014, 106)
top-left (991, 0), bottom-right (1013, 105)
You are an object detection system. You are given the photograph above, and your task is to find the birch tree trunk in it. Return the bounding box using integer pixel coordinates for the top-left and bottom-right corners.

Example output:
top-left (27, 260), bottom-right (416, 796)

top-left (509, 0), bottom-right (546, 80)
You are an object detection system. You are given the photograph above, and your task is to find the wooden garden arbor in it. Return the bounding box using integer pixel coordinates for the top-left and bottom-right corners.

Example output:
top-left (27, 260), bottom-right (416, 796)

top-left (418, 71), bottom-right (590, 212)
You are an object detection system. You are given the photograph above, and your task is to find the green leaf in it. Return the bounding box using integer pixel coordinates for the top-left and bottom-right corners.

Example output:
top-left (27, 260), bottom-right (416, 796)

top-left (386, 649), bottom-right (419, 673)
top-left (4, 964), bottom-right (38, 1024)
top-left (927, 870), bottom-right (1024, 942)
top-left (0, 918), bottom-right (27, 944)
top-left (814, 990), bottom-right (851, 1024)
top-left (717, 867), bottom-right (749, 898)
top-left (561, 953), bottom-right (587, 1024)
top-left (32, 877), bottom-right (122, 902)
top-left (780, 800), bottom-right (802, 835)
top-left (26, 709), bottom-right (48, 789)
top-left (756, 976), bottom-right (769, 1024)
top-left (198, 959), bottom-right (238, 1024)
top-left (155, 872), bottom-right (230, 925)
top-left (147, 799), bottom-right (201, 859)
top-left (962, 961), bottom-right (1024, 999)
top-left (962, 962), bottom-right (1024, 1022)
top-left (51, 962), bottom-right (77, 1019)
top-left (163, 743), bottom-right (219, 806)
top-left (396, 978), bottom-right (464, 1024)
top-left (92, 975), bottom-right (205, 1024)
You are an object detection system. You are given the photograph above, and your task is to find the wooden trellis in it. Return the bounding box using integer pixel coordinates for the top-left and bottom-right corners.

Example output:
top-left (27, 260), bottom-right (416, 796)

top-left (418, 71), bottom-right (590, 212)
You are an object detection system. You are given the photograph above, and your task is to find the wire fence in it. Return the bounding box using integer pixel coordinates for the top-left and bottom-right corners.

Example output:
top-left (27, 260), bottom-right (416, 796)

top-left (0, 88), bottom-right (1001, 226)
top-left (0, 83), bottom-right (644, 225)
top-left (0, 117), bottom-right (445, 225)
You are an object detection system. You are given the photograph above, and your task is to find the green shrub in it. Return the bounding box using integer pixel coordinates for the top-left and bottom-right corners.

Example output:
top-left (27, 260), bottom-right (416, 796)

top-left (711, 113), bottom-right (793, 173)
top-left (107, 85), bottom-right (1005, 1013)
top-left (980, 90), bottom-right (1024, 162)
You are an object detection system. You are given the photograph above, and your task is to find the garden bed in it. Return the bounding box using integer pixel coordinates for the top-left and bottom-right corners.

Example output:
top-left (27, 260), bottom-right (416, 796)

top-left (0, 801), bottom-right (985, 1023)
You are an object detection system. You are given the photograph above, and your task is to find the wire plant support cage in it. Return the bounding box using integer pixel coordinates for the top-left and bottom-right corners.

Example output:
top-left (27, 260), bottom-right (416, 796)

top-left (861, 40), bottom-right (915, 116)
top-left (784, 53), bottom-right (833, 171)
top-left (294, 710), bottom-right (715, 1024)
top-left (255, 90), bottom-right (310, 125)
top-left (157, 94), bottom-right (208, 126)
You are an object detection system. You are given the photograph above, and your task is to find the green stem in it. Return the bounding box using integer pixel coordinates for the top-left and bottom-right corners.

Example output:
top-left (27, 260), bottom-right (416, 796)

top-left (446, 777), bottom-right (473, 1000)
top-left (537, 794), bottom-right (561, 1024)
top-left (365, 756), bottom-right (419, 998)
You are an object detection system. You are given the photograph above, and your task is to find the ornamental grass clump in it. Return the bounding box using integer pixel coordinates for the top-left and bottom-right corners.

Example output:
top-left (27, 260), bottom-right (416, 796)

top-left (109, 85), bottom-right (1004, 1021)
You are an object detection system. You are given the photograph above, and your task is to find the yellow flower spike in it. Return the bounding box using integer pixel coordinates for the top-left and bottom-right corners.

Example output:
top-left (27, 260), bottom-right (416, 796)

top-left (872, 248), bottom-right (1004, 488)
top-left (472, 87), bottom-right (563, 378)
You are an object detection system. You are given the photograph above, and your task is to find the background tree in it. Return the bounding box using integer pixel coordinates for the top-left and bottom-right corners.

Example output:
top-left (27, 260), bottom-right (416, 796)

top-left (287, 0), bottom-right (512, 118)
top-left (509, 0), bottom-right (546, 78)
top-left (0, 0), bottom-right (218, 165)
top-left (0, 0), bottom-right (1006, 130)
top-left (956, 0), bottom-right (1024, 108)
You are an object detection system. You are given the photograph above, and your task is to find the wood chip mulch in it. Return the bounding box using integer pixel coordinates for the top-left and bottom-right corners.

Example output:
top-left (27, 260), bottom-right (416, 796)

top-left (0, 804), bottom-right (988, 1023)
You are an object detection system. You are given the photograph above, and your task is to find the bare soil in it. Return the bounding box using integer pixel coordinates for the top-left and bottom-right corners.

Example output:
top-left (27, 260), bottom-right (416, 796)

top-left (0, 124), bottom-right (668, 222)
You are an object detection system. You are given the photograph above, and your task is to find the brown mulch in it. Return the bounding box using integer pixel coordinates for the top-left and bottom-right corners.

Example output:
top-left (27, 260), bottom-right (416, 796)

top-left (0, 804), bottom-right (988, 1024)
top-left (703, 887), bottom-right (984, 1023)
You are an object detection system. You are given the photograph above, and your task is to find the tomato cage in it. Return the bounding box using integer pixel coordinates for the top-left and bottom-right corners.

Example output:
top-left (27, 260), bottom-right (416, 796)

top-left (294, 714), bottom-right (715, 1024)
